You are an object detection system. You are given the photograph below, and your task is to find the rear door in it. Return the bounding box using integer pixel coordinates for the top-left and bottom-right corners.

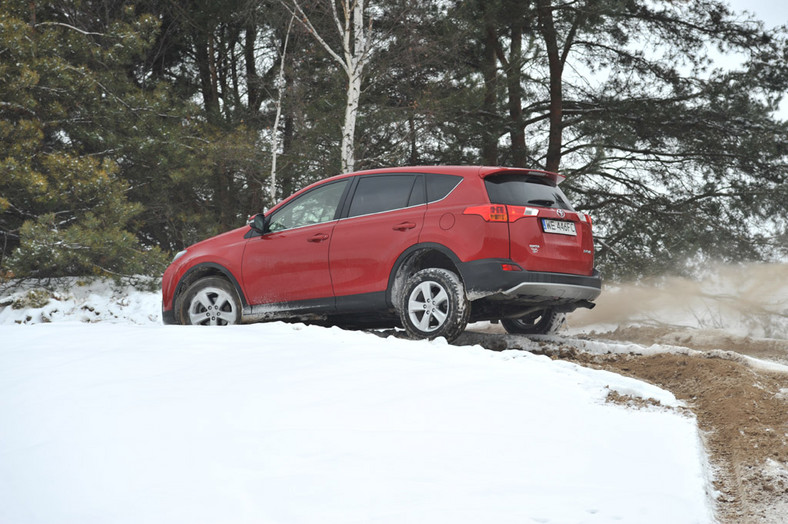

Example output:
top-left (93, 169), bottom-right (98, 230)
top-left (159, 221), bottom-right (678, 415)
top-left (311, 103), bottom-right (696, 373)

top-left (329, 174), bottom-right (426, 297)
top-left (484, 173), bottom-right (594, 276)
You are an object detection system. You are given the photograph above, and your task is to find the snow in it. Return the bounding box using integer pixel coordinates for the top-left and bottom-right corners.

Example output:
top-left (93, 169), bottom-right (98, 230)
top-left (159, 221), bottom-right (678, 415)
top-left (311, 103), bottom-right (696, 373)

top-left (0, 279), bottom-right (717, 523)
top-left (0, 279), bottom-right (161, 325)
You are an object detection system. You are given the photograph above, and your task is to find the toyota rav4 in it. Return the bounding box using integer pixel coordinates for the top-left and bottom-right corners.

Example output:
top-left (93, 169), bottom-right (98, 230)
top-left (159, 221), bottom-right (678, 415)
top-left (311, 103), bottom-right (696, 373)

top-left (162, 166), bottom-right (601, 341)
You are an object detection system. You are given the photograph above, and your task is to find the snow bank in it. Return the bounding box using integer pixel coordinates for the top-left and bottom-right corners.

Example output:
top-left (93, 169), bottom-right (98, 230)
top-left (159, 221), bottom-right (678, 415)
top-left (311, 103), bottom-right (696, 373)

top-left (0, 322), bottom-right (715, 524)
top-left (0, 278), bottom-right (161, 325)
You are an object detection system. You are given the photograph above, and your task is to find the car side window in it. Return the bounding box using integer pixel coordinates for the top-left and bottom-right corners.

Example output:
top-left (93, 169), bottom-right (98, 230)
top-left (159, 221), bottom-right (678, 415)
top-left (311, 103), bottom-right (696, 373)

top-left (268, 180), bottom-right (349, 232)
top-left (408, 175), bottom-right (426, 206)
top-left (426, 174), bottom-right (462, 203)
top-left (347, 175), bottom-right (418, 218)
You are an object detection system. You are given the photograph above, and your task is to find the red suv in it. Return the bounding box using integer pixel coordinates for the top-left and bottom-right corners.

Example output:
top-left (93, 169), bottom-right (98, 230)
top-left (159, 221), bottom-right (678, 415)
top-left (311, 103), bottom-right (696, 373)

top-left (162, 166), bottom-right (601, 341)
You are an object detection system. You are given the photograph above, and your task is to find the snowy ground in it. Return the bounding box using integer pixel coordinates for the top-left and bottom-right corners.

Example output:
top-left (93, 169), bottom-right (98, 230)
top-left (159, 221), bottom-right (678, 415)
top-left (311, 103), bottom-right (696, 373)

top-left (1, 321), bottom-right (714, 524)
top-left (3, 265), bottom-right (785, 524)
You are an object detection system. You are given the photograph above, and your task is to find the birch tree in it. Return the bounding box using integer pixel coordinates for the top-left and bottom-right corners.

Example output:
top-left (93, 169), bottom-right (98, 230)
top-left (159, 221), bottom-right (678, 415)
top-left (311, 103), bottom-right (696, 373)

top-left (270, 15), bottom-right (296, 202)
top-left (285, 0), bottom-right (374, 173)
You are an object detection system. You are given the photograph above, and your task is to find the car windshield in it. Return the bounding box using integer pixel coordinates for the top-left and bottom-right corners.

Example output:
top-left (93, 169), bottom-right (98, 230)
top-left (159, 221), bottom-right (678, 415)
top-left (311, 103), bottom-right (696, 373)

top-left (485, 174), bottom-right (573, 210)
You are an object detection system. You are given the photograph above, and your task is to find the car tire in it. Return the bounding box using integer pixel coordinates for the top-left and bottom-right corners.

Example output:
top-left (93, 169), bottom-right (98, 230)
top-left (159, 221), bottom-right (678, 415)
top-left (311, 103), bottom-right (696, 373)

top-left (501, 308), bottom-right (564, 335)
top-left (399, 268), bottom-right (469, 342)
top-left (178, 277), bottom-right (242, 326)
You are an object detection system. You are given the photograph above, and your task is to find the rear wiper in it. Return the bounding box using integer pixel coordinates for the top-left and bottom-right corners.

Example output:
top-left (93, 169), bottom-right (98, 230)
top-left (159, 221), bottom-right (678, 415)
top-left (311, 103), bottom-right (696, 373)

top-left (527, 199), bottom-right (555, 207)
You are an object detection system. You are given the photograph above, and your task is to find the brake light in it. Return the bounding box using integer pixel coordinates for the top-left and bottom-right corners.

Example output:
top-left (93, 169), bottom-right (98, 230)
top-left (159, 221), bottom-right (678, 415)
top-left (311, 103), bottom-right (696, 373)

top-left (463, 204), bottom-right (508, 222)
top-left (463, 205), bottom-right (539, 222)
top-left (578, 213), bottom-right (593, 227)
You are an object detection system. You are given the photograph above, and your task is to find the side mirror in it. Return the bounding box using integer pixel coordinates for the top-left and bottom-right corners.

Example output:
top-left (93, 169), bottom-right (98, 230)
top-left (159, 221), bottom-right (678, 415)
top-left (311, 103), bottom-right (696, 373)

top-left (248, 213), bottom-right (267, 234)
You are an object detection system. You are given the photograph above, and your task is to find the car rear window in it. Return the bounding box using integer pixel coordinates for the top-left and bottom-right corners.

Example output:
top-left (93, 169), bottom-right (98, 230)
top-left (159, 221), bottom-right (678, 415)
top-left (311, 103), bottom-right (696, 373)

top-left (485, 174), bottom-right (573, 210)
top-left (426, 174), bottom-right (462, 203)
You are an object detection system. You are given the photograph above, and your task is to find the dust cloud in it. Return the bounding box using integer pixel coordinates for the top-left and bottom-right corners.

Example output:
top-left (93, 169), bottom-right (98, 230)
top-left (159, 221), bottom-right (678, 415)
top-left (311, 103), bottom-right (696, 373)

top-left (571, 263), bottom-right (788, 340)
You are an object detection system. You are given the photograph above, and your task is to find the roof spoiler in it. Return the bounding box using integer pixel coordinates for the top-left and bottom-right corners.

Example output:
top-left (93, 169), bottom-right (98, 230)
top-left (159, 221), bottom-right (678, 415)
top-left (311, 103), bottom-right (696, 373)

top-left (478, 167), bottom-right (566, 184)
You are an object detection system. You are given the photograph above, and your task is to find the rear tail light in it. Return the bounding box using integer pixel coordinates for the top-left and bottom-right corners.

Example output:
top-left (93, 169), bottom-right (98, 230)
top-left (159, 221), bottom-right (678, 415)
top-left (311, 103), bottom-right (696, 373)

top-left (507, 206), bottom-right (540, 221)
top-left (578, 213), bottom-right (593, 227)
top-left (463, 205), bottom-right (539, 223)
top-left (463, 204), bottom-right (508, 222)
top-left (501, 263), bottom-right (522, 271)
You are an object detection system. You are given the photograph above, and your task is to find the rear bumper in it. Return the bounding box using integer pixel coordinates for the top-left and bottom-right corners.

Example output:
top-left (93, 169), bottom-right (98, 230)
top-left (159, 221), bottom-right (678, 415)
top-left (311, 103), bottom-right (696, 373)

top-left (459, 259), bottom-right (602, 303)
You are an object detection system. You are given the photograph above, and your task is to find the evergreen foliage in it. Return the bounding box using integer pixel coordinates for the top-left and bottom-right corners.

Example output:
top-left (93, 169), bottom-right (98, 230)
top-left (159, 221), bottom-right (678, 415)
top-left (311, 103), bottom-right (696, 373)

top-left (1, 0), bottom-right (786, 280)
top-left (0, 0), bottom-right (167, 278)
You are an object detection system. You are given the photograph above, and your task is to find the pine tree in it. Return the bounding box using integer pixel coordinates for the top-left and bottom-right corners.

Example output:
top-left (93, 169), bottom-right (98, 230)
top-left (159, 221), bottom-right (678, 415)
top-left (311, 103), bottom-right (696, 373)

top-left (0, 0), bottom-right (167, 277)
top-left (437, 0), bottom-right (788, 278)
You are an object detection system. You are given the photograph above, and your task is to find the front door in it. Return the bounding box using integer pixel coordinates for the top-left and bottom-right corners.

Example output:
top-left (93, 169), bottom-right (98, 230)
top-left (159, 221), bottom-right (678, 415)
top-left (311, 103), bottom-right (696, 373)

top-left (242, 179), bottom-right (349, 306)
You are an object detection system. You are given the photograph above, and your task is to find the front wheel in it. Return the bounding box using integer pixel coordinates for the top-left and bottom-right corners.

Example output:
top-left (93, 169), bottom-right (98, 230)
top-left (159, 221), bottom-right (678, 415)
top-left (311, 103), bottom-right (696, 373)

top-left (399, 268), bottom-right (469, 342)
top-left (501, 308), bottom-right (564, 335)
top-left (178, 277), bottom-right (241, 326)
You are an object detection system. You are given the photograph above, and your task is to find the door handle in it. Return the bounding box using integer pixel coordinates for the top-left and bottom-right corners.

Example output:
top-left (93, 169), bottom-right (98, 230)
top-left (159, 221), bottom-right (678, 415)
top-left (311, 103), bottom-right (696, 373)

top-left (307, 233), bottom-right (329, 242)
top-left (392, 221), bottom-right (416, 231)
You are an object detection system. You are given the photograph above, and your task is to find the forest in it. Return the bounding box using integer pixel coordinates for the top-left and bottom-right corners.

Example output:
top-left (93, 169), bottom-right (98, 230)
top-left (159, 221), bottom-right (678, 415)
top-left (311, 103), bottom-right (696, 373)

top-left (1, 0), bottom-right (787, 280)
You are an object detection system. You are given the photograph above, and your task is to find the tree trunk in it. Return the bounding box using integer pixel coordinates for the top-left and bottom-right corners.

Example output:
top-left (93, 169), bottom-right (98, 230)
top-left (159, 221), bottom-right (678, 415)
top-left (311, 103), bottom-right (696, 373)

top-left (408, 111), bottom-right (418, 165)
top-left (506, 17), bottom-right (526, 167)
top-left (342, 70), bottom-right (361, 173)
top-left (195, 33), bottom-right (220, 123)
top-left (481, 22), bottom-right (499, 166)
top-left (536, 0), bottom-right (563, 172)
top-left (270, 15), bottom-right (294, 203)
top-left (281, 112), bottom-right (294, 197)
top-left (245, 21), bottom-right (260, 112)
top-left (287, 0), bottom-right (371, 174)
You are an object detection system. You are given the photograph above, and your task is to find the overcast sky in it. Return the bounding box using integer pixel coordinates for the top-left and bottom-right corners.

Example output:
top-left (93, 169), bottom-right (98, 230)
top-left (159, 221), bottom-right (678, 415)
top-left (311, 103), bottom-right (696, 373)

top-left (728, 0), bottom-right (788, 28)
top-left (727, 0), bottom-right (787, 119)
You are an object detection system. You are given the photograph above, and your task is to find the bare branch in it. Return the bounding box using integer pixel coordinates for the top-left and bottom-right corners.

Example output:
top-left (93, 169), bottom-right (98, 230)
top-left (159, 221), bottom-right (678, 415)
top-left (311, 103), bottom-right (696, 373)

top-left (281, 0), bottom-right (348, 73)
top-left (34, 21), bottom-right (104, 37)
top-left (329, 0), bottom-right (345, 42)
top-left (270, 13), bottom-right (296, 202)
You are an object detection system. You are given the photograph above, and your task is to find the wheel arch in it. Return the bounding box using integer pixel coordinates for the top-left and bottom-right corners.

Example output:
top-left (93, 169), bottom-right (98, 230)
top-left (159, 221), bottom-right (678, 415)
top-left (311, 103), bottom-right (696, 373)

top-left (174, 263), bottom-right (248, 310)
top-left (386, 243), bottom-right (465, 308)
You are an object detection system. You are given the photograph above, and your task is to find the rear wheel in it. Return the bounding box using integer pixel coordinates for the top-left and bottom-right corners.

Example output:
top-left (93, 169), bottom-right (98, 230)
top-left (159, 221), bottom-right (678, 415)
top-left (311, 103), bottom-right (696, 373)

top-left (501, 308), bottom-right (563, 335)
top-left (178, 277), bottom-right (241, 326)
top-left (399, 268), bottom-right (469, 342)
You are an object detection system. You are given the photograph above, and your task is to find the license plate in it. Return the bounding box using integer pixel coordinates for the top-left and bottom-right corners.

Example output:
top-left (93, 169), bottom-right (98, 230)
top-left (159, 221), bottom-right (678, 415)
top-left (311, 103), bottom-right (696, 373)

top-left (542, 219), bottom-right (576, 236)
